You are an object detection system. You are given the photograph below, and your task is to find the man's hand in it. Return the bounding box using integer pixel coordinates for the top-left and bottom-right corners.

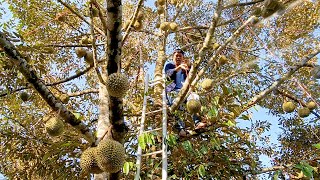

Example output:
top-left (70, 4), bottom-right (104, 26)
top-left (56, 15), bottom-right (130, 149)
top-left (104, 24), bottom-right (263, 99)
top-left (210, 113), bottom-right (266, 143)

top-left (175, 63), bottom-right (189, 71)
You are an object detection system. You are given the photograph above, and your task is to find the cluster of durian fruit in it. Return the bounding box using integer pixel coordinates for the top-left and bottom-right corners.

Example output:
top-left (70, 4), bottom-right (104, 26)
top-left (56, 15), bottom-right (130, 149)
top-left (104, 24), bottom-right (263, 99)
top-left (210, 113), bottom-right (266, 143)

top-left (157, 22), bottom-right (178, 32)
top-left (282, 101), bottom-right (317, 118)
top-left (75, 37), bottom-right (95, 66)
top-left (80, 139), bottom-right (126, 174)
top-left (184, 78), bottom-right (215, 115)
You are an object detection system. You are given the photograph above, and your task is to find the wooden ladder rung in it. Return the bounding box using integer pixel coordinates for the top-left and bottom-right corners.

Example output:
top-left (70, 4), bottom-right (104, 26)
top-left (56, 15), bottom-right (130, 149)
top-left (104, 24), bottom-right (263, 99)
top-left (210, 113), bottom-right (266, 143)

top-left (142, 150), bottom-right (163, 157)
top-left (143, 128), bottom-right (162, 133)
top-left (145, 109), bottom-right (162, 116)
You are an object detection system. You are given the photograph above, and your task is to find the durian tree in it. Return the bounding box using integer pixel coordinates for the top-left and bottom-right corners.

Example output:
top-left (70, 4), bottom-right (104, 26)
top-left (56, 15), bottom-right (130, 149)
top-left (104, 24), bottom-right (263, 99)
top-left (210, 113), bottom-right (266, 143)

top-left (0, 0), bottom-right (320, 179)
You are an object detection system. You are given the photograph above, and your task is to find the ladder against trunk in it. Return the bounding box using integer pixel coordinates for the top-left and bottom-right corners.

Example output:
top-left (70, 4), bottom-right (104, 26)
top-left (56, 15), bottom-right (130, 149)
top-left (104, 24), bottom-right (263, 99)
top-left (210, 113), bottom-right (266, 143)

top-left (135, 73), bottom-right (168, 180)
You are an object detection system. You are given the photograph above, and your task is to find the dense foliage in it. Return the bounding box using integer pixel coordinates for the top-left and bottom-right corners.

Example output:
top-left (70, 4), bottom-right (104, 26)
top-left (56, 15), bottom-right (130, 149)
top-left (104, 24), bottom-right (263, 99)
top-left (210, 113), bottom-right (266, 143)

top-left (0, 0), bottom-right (319, 179)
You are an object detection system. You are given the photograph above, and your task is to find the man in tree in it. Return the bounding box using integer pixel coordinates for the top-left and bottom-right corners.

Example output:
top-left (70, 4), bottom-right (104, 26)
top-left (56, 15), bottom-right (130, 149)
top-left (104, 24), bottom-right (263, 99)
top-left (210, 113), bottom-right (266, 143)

top-left (165, 49), bottom-right (206, 137)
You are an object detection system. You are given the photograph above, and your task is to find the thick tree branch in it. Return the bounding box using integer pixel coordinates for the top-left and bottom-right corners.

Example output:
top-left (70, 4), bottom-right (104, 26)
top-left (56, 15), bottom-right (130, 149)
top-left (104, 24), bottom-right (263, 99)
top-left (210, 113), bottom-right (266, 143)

top-left (224, 0), bottom-right (264, 9)
top-left (67, 89), bottom-right (99, 97)
top-left (0, 32), bottom-right (94, 144)
top-left (241, 46), bottom-right (320, 113)
top-left (121, 0), bottom-right (144, 45)
top-left (170, 0), bottom-right (223, 112)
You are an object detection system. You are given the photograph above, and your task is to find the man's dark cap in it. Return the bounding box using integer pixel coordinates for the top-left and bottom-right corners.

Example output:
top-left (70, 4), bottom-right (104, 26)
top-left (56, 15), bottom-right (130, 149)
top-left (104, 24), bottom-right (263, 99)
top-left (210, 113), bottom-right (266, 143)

top-left (174, 49), bottom-right (185, 56)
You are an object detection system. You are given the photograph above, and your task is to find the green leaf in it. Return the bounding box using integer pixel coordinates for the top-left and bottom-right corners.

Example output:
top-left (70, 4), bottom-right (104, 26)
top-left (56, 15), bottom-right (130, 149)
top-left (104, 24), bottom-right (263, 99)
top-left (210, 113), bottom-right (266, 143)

top-left (295, 161), bottom-right (314, 178)
top-left (182, 140), bottom-right (193, 152)
top-left (123, 161), bottom-right (130, 175)
top-left (208, 106), bottom-right (218, 118)
top-left (225, 120), bottom-right (236, 127)
top-left (239, 114), bottom-right (250, 120)
top-left (138, 134), bottom-right (146, 150)
top-left (221, 85), bottom-right (230, 95)
top-left (312, 143), bottom-right (320, 149)
top-left (198, 164), bottom-right (206, 177)
top-left (167, 134), bottom-right (177, 147)
top-left (42, 153), bottom-right (51, 162)
top-left (272, 170), bottom-right (279, 180)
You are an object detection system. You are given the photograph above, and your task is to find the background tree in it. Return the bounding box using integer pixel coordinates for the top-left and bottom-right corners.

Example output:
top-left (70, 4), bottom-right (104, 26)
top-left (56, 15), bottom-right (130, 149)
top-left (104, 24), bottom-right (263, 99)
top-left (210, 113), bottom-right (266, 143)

top-left (0, 0), bottom-right (319, 179)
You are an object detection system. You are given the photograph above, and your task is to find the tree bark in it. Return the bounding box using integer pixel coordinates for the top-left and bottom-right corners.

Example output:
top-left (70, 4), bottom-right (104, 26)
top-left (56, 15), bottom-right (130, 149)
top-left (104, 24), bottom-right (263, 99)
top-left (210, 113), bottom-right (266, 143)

top-left (0, 32), bottom-right (94, 144)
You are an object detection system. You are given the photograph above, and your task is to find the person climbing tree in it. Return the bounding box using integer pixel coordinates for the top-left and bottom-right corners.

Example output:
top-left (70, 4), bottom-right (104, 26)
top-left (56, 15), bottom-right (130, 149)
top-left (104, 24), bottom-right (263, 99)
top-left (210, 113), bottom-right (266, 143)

top-left (164, 49), bottom-right (207, 137)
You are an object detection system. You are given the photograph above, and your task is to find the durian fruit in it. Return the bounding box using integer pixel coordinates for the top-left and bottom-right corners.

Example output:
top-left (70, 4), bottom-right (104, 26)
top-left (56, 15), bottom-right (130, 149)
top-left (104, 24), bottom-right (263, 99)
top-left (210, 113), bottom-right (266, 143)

top-left (56, 13), bottom-right (66, 21)
top-left (75, 47), bottom-right (87, 58)
top-left (306, 101), bottom-right (317, 110)
top-left (157, 6), bottom-right (164, 14)
top-left (45, 117), bottom-right (64, 136)
top-left (160, 22), bottom-right (169, 31)
top-left (312, 66), bottom-right (320, 79)
top-left (170, 0), bottom-right (178, 5)
top-left (60, 94), bottom-right (70, 104)
top-left (252, 16), bottom-right (259, 24)
top-left (261, 0), bottom-right (284, 18)
top-left (186, 99), bottom-right (202, 114)
top-left (80, 147), bottom-right (103, 174)
top-left (298, 107), bottom-right (310, 118)
top-left (91, 7), bottom-right (99, 17)
top-left (84, 51), bottom-right (94, 66)
top-left (158, 0), bottom-right (165, 6)
top-left (201, 79), bottom-right (213, 91)
top-left (80, 36), bottom-right (90, 45)
top-left (251, 7), bottom-right (262, 17)
top-left (106, 73), bottom-right (129, 98)
top-left (282, 101), bottom-right (295, 113)
top-left (134, 20), bottom-right (143, 31)
top-left (94, 139), bottom-right (125, 173)
top-left (218, 55), bottom-right (228, 65)
top-left (248, 62), bottom-right (259, 69)
top-left (253, 79), bottom-right (259, 85)
top-left (212, 43), bottom-right (220, 50)
top-left (20, 92), bottom-right (30, 102)
top-left (169, 22), bottom-right (178, 31)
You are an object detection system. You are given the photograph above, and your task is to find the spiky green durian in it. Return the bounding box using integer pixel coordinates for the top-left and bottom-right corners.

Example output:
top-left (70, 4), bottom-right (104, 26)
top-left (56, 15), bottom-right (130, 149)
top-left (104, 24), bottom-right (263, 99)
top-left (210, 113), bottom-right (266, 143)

top-left (253, 79), bottom-right (259, 85)
top-left (261, 0), bottom-right (284, 18)
top-left (158, 0), bottom-right (165, 6)
top-left (134, 20), bottom-right (143, 31)
top-left (80, 147), bottom-right (103, 174)
top-left (80, 36), bottom-right (89, 44)
top-left (218, 55), bottom-right (228, 65)
top-left (201, 79), bottom-right (213, 91)
top-left (282, 102), bottom-right (295, 113)
top-left (84, 51), bottom-right (94, 66)
top-left (106, 73), bottom-right (129, 98)
top-left (306, 101), bottom-right (317, 110)
top-left (186, 99), bottom-right (202, 114)
top-left (160, 22), bottom-right (169, 31)
top-left (298, 107), bottom-right (310, 118)
top-left (157, 6), bottom-right (164, 14)
top-left (75, 47), bottom-right (87, 58)
top-left (91, 7), bottom-right (99, 17)
top-left (45, 117), bottom-right (64, 136)
top-left (94, 139), bottom-right (125, 173)
top-left (169, 22), bottom-right (178, 31)
top-left (20, 92), bottom-right (30, 102)
top-left (60, 94), bottom-right (70, 104)
top-left (212, 43), bottom-right (220, 50)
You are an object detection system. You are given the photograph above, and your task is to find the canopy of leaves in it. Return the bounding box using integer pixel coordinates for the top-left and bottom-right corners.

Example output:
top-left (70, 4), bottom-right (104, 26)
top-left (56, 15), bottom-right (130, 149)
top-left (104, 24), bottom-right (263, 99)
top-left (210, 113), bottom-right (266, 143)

top-left (0, 0), bottom-right (319, 179)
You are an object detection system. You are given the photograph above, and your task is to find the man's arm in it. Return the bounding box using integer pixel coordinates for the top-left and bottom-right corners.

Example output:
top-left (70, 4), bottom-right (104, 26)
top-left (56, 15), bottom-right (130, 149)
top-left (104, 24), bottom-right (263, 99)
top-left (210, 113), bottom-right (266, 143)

top-left (165, 63), bottom-right (176, 77)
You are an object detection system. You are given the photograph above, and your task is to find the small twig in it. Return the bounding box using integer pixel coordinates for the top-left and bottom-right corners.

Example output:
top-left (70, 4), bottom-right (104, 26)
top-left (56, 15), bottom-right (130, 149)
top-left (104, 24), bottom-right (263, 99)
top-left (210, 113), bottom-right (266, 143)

top-left (57, 0), bottom-right (105, 35)
top-left (122, 0), bottom-right (144, 45)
